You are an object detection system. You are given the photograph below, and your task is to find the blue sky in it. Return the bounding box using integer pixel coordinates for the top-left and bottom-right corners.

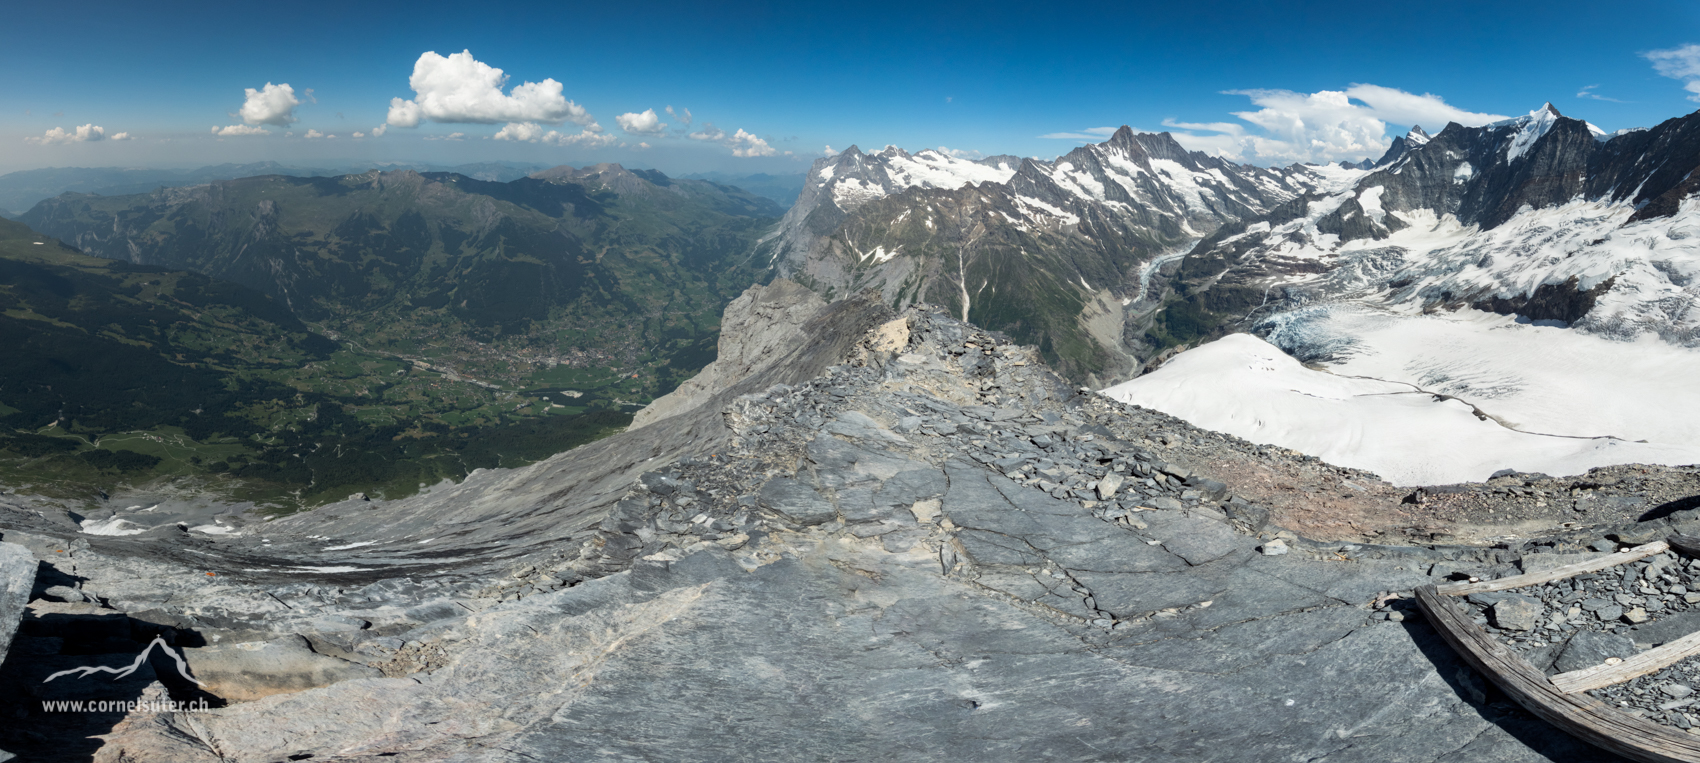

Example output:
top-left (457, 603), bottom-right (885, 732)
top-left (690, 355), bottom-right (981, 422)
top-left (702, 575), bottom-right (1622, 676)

top-left (3, 0), bottom-right (1699, 175)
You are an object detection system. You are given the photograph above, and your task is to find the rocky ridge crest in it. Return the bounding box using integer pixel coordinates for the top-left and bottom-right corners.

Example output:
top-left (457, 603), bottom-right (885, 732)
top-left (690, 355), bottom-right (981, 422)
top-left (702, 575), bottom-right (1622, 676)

top-left (1, 282), bottom-right (1699, 760)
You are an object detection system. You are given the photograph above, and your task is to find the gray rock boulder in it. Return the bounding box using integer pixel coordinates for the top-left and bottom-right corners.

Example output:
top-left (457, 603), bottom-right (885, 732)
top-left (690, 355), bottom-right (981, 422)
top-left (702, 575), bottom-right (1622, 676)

top-left (184, 635), bottom-right (383, 702)
top-left (757, 478), bottom-right (837, 526)
top-left (1552, 630), bottom-right (1637, 673)
top-left (0, 542), bottom-right (33, 662)
top-left (1489, 595), bottom-right (1543, 631)
top-left (629, 279), bottom-right (828, 430)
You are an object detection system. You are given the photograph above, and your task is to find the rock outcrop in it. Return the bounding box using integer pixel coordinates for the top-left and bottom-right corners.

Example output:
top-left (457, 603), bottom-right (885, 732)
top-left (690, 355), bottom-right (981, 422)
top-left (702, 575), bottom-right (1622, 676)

top-left (628, 278), bottom-right (827, 430)
top-left (0, 542), bottom-right (30, 661)
top-left (3, 289), bottom-right (1700, 761)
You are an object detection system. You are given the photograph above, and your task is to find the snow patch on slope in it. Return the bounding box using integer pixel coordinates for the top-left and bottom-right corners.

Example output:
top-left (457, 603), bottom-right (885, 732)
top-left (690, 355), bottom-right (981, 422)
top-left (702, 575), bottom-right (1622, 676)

top-left (886, 149), bottom-right (1017, 190)
top-left (1297, 164), bottom-right (1370, 194)
top-left (80, 516), bottom-right (149, 536)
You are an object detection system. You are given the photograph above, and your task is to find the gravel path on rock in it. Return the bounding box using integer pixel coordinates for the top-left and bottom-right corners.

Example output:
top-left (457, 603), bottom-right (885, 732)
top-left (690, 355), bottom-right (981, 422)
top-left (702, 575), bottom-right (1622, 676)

top-left (1460, 548), bottom-right (1700, 732)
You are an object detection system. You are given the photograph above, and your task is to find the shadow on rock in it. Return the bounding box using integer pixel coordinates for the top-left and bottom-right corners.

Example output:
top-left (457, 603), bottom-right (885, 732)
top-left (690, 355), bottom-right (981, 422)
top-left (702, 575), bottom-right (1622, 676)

top-left (1398, 611), bottom-right (1632, 762)
top-left (0, 605), bottom-right (224, 762)
top-left (1640, 495), bottom-right (1700, 523)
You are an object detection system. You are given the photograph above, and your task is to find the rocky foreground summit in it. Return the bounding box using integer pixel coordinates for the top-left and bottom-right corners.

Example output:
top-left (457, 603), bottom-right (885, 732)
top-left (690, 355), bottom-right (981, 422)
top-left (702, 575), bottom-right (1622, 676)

top-left (2, 280), bottom-right (1699, 761)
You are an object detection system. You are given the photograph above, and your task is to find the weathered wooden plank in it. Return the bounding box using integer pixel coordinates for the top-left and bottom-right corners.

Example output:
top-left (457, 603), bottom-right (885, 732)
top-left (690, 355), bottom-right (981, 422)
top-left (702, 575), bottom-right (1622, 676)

top-left (1553, 630), bottom-right (1700, 693)
top-left (1414, 585), bottom-right (1700, 763)
top-left (1435, 541), bottom-right (1670, 596)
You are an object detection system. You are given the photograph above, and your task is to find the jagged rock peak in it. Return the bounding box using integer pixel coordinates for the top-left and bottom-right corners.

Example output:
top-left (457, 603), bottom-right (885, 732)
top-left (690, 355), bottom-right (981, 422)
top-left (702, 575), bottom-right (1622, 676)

top-left (1106, 125), bottom-right (1139, 145)
top-left (1365, 125), bottom-right (1435, 169)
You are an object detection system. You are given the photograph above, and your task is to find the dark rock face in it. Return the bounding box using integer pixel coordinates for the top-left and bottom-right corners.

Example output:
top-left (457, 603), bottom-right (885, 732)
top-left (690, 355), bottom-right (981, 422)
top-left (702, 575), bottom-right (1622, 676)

top-left (1365, 125), bottom-right (1432, 170)
top-left (1473, 275), bottom-right (1618, 324)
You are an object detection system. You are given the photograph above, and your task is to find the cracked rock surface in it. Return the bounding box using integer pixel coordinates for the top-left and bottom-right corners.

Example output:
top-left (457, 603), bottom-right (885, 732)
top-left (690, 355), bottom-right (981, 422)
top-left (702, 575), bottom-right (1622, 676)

top-left (4, 281), bottom-right (1699, 761)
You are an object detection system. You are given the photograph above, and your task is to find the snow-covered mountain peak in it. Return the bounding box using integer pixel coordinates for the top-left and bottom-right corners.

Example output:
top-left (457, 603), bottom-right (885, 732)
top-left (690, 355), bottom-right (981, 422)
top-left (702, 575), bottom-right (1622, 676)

top-left (1501, 104), bottom-right (1565, 162)
top-left (1405, 125), bottom-right (1431, 146)
top-left (796, 141), bottom-right (1024, 215)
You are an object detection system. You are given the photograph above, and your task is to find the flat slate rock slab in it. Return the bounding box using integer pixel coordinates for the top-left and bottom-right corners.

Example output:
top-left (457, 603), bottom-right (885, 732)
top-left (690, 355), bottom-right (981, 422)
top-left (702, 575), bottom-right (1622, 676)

top-left (0, 542), bottom-right (33, 661)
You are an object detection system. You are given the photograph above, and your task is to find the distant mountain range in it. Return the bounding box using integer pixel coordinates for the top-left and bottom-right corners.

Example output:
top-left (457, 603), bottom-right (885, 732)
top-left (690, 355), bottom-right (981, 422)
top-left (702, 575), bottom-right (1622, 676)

top-left (677, 171), bottom-right (806, 209)
top-left (0, 161), bottom-right (551, 217)
top-left (0, 163), bottom-right (807, 222)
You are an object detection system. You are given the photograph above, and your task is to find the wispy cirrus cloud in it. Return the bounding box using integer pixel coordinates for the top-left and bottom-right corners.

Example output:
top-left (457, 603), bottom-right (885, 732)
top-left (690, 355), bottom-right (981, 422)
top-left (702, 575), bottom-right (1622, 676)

top-left (1645, 44), bottom-right (1700, 102)
top-left (1576, 85), bottom-right (1625, 103)
top-left (1038, 126), bottom-right (1119, 140)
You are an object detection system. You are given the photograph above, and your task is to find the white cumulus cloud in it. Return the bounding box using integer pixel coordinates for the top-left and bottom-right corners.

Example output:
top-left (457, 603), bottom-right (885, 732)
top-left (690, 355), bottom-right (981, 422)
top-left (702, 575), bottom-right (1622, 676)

top-left (1646, 44), bottom-right (1700, 102)
top-left (352, 131), bottom-right (366, 138)
top-left (304, 129), bottom-right (325, 139)
top-left (728, 129), bottom-right (775, 157)
top-left (822, 145), bottom-right (838, 157)
top-left (686, 122), bottom-right (776, 156)
top-left (493, 121), bottom-right (616, 147)
top-left (371, 124), bottom-right (387, 137)
top-left (1044, 85), bottom-right (1507, 165)
top-left (111, 132), bottom-right (133, 141)
top-left (543, 129), bottom-right (617, 147)
top-left (212, 124), bottom-right (270, 137)
top-left (386, 50), bottom-right (593, 128)
top-left (492, 122), bottom-right (545, 142)
top-left (27, 124), bottom-right (110, 144)
top-left (615, 108), bottom-right (666, 135)
top-left (239, 82), bottom-right (302, 126)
